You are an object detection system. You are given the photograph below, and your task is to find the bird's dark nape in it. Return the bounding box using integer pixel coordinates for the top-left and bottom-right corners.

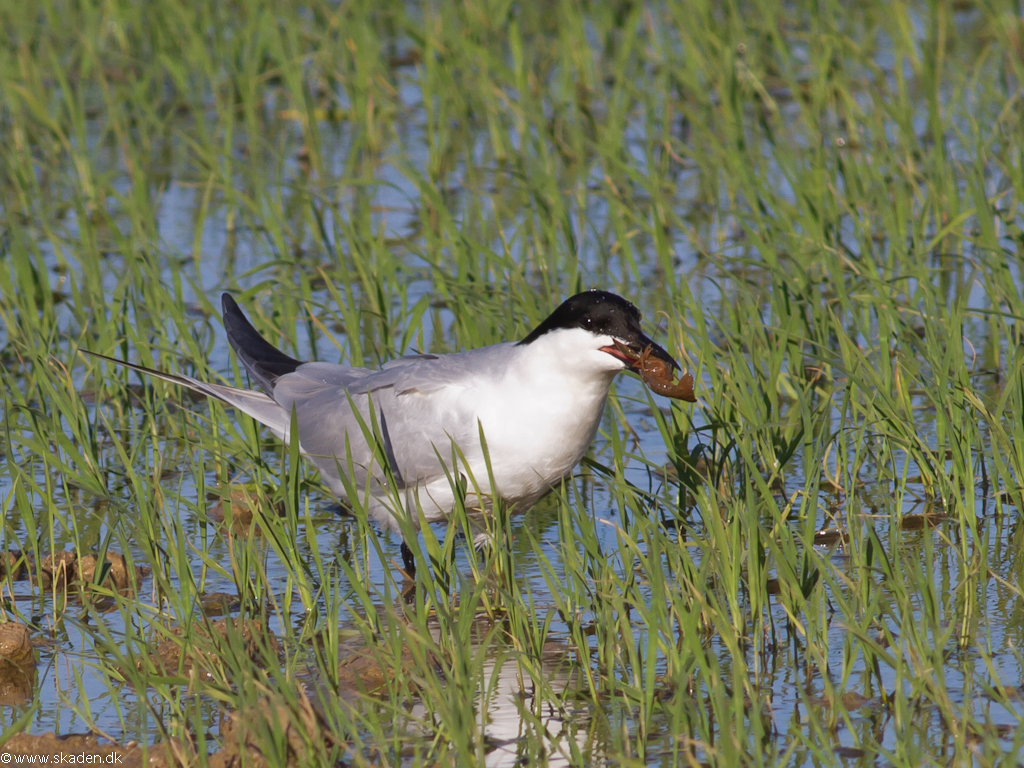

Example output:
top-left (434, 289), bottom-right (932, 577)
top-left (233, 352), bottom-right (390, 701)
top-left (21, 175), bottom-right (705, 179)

top-left (518, 290), bottom-right (643, 345)
top-left (221, 293), bottom-right (303, 394)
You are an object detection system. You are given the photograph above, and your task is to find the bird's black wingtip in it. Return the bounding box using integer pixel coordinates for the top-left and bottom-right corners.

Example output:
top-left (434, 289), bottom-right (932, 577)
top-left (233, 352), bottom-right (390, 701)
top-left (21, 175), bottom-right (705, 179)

top-left (220, 292), bottom-right (303, 394)
top-left (222, 292), bottom-right (239, 316)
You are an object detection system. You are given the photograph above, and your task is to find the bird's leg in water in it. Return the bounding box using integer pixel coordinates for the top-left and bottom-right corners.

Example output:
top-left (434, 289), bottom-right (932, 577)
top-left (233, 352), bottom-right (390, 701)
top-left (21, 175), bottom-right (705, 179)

top-left (400, 540), bottom-right (417, 577)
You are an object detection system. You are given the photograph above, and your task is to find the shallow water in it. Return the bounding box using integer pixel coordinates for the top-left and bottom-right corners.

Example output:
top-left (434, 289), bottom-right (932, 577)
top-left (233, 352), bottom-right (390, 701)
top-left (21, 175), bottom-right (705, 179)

top-left (6, 271), bottom-right (1023, 763)
top-left (4, 4), bottom-right (1024, 765)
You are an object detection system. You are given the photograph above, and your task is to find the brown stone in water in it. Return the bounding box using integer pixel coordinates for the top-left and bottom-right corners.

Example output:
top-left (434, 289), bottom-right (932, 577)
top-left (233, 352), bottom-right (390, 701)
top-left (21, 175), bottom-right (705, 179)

top-left (840, 691), bottom-right (871, 710)
top-left (899, 513), bottom-right (947, 531)
top-left (39, 551), bottom-right (78, 590)
top-left (209, 486), bottom-right (285, 527)
top-left (214, 691), bottom-right (329, 768)
top-left (813, 528), bottom-right (846, 547)
top-left (0, 623), bottom-right (36, 706)
top-left (150, 618), bottom-right (281, 678)
top-left (803, 364), bottom-right (830, 386)
top-left (0, 550), bottom-right (31, 581)
top-left (200, 592), bottom-right (241, 616)
top-left (0, 664), bottom-right (36, 706)
top-left (331, 633), bottom-right (428, 706)
top-left (77, 552), bottom-right (143, 593)
top-left (834, 746), bottom-right (868, 758)
top-left (336, 648), bottom-right (391, 694)
top-left (0, 622), bottom-right (34, 666)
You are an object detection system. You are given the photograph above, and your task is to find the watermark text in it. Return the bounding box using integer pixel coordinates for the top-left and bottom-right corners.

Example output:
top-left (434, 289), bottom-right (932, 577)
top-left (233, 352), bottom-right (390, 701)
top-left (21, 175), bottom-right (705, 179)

top-left (1, 753), bottom-right (123, 765)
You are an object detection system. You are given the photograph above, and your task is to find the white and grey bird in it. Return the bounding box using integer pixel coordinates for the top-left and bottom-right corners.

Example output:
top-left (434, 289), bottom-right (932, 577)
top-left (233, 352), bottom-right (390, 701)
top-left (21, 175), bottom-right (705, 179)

top-left (89, 290), bottom-right (682, 575)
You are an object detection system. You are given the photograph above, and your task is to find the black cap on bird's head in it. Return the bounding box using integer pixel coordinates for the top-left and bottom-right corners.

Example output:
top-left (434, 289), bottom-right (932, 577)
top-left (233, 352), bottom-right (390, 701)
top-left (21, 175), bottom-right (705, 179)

top-left (519, 290), bottom-right (679, 372)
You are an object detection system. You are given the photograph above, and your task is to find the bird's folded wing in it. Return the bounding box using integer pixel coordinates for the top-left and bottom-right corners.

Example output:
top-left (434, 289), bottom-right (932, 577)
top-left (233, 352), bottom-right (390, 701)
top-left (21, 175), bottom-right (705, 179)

top-left (281, 343), bottom-right (514, 396)
top-left (271, 355), bottom-right (492, 490)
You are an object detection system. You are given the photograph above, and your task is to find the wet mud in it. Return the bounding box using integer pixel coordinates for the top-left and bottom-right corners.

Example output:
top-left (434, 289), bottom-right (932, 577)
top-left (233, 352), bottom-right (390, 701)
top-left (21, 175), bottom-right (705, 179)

top-left (0, 622), bottom-right (36, 706)
top-left (149, 618), bottom-right (281, 679)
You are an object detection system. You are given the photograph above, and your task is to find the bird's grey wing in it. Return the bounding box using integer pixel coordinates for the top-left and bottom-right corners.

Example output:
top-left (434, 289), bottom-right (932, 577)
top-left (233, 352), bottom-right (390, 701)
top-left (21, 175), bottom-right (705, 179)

top-left (380, 353), bottom-right (440, 369)
top-left (290, 343), bottom-right (516, 395)
top-left (269, 368), bottom-right (382, 493)
top-left (373, 345), bottom-right (516, 480)
top-left (285, 349), bottom-right (484, 396)
top-left (271, 352), bottom-right (504, 493)
top-left (376, 343), bottom-right (516, 395)
top-left (288, 361), bottom-right (381, 390)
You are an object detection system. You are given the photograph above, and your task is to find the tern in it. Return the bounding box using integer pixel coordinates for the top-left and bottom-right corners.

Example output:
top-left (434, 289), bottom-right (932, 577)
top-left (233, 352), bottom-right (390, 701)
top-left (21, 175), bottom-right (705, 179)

top-left (88, 290), bottom-right (684, 576)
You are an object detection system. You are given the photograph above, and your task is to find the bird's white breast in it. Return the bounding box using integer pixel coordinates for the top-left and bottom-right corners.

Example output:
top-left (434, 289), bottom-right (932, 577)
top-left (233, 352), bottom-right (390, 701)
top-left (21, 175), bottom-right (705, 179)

top-left (359, 330), bottom-right (622, 532)
top-left (466, 344), bottom-right (615, 506)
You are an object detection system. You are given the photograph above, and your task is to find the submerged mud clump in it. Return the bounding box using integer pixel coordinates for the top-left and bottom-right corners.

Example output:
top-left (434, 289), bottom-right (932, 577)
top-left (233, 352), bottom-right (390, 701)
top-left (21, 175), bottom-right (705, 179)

top-left (213, 692), bottom-right (335, 768)
top-left (0, 550), bottom-right (31, 580)
top-left (209, 484), bottom-right (286, 532)
top-left (899, 512), bottom-right (948, 530)
top-left (78, 551), bottom-right (144, 593)
top-left (150, 618), bottom-right (281, 679)
top-left (39, 551), bottom-right (77, 590)
top-left (200, 592), bottom-right (242, 616)
top-left (335, 642), bottom-right (420, 698)
top-left (30, 549), bottom-right (145, 595)
top-left (0, 621), bottom-right (36, 705)
top-left (0, 622), bottom-right (34, 665)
